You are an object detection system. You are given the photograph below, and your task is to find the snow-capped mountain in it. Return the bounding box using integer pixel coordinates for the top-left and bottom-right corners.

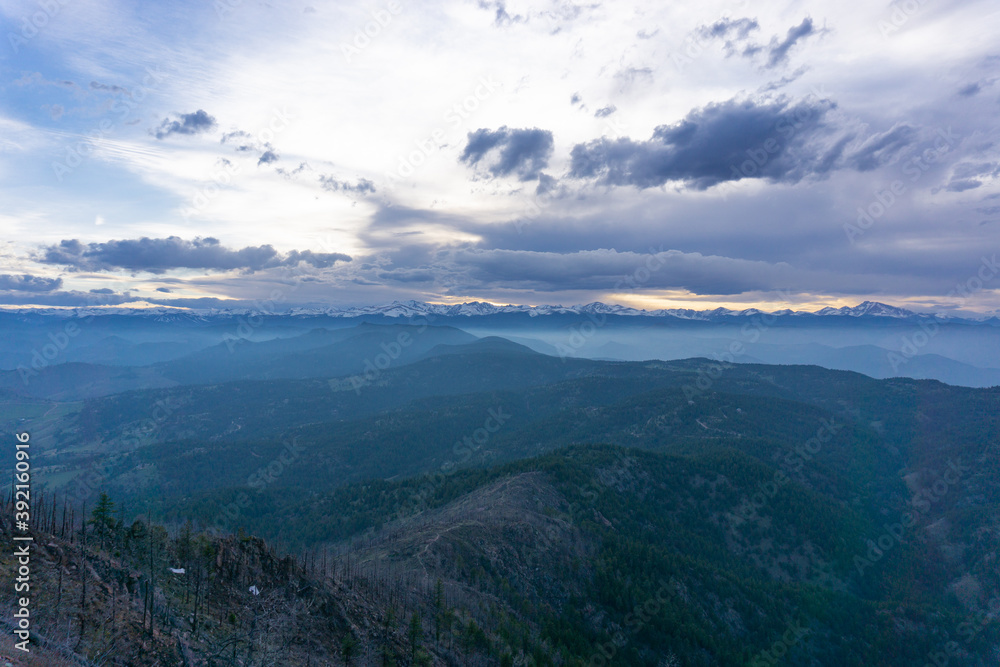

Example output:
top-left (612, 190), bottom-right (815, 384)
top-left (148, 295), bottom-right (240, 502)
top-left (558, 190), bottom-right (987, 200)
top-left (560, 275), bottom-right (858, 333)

top-left (812, 301), bottom-right (916, 318)
top-left (0, 299), bottom-right (963, 322)
top-left (275, 299), bottom-right (929, 321)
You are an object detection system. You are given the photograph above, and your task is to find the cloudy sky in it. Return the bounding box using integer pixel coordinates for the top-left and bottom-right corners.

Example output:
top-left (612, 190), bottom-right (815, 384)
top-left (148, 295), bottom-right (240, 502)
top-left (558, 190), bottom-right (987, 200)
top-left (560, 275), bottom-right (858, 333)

top-left (0, 0), bottom-right (998, 313)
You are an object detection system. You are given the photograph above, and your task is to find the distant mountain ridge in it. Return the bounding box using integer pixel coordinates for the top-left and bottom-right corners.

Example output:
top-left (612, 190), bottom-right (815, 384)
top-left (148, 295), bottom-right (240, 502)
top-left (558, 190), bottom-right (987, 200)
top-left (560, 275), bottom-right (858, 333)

top-left (3, 299), bottom-right (995, 323)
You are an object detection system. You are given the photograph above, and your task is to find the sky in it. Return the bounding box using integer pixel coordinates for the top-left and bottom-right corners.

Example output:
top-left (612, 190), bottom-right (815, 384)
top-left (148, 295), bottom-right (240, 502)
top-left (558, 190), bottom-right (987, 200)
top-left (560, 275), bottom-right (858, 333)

top-left (0, 0), bottom-right (998, 313)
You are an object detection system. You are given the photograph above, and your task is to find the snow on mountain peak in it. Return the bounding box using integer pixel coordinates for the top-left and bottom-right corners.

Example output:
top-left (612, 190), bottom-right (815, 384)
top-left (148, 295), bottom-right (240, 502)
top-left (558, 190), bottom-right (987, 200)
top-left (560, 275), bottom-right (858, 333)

top-left (0, 300), bottom-right (943, 321)
top-left (813, 301), bottom-right (916, 318)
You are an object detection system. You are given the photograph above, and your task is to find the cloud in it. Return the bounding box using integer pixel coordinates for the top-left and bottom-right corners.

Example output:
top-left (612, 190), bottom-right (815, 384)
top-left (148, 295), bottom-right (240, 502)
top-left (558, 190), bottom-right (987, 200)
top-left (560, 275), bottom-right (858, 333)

top-left (568, 96), bottom-right (840, 190)
top-left (446, 247), bottom-right (803, 294)
top-left (536, 173), bottom-right (560, 196)
top-left (946, 179), bottom-right (981, 192)
top-left (90, 81), bottom-right (129, 96)
top-left (615, 67), bottom-right (654, 86)
top-left (460, 126), bottom-right (554, 181)
top-left (0, 274), bottom-right (63, 292)
top-left (701, 17), bottom-right (817, 67)
top-left (156, 287), bottom-right (173, 293)
top-left (699, 17), bottom-right (760, 40)
top-left (319, 175), bottom-right (376, 194)
top-left (221, 130), bottom-right (253, 148)
top-left (220, 129), bottom-right (279, 167)
top-left (953, 161), bottom-right (1000, 179)
top-left (943, 161), bottom-right (1000, 192)
top-left (958, 82), bottom-right (981, 97)
top-left (477, 0), bottom-right (525, 26)
top-left (376, 269), bottom-right (436, 283)
top-left (594, 105), bottom-right (617, 118)
top-left (280, 249), bottom-right (353, 269)
top-left (0, 290), bottom-right (134, 307)
top-left (154, 110), bottom-right (218, 139)
top-left (843, 123), bottom-right (917, 171)
top-left (89, 288), bottom-right (115, 294)
top-left (766, 18), bottom-right (816, 68)
top-left (277, 162), bottom-right (311, 179)
top-left (13, 73), bottom-right (80, 90)
top-left (696, 17), bottom-right (761, 59)
top-left (38, 237), bottom-right (350, 274)
top-left (759, 68), bottom-right (806, 92)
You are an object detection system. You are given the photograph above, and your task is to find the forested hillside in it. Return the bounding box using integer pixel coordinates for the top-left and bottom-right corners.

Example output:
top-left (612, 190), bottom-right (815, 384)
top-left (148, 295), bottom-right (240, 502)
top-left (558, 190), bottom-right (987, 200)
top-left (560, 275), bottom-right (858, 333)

top-left (2, 325), bottom-right (999, 665)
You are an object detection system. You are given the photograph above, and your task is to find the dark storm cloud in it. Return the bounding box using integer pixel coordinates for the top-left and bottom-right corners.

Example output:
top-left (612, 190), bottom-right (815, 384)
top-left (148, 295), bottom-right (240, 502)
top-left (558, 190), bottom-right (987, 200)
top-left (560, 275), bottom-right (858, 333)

top-left (460, 126), bottom-right (554, 181)
top-left (0, 290), bottom-right (256, 309)
top-left (376, 269), bottom-right (436, 283)
top-left (0, 274), bottom-right (63, 292)
top-left (843, 124), bottom-right (917, 171)
top-left (445, 248), bottom-right (805, 295)
top-left (154, 110), bottom-right (217, 139)
top-left (766, 18), bottom-right (816, 68)
top-left (367, 204), bottom-right (466, 231)
top-left (0, 290), bottom-right (130, 307)
top-left (568, 97), bottom-right (838, 190)
top-left (38, 237), bottom-right (350, 274)
top-left (409, 244), bottom-right (954, 299)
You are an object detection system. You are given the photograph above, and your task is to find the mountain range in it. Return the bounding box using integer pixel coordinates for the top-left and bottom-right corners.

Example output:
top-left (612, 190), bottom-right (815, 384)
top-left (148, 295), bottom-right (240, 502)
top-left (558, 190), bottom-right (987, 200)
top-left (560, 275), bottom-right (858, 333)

top-left (3, 301), bottom-right (999, 395)
top-left (3, 299), bottom-right (996, 322)
top-left (2, 322), bottom-right (999, 665)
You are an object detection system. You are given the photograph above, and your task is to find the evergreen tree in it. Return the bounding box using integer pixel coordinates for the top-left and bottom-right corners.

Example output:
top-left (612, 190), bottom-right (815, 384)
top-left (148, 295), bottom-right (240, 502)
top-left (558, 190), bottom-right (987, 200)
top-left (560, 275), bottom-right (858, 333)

top-left (408, 611), bottom-right (422, 664)
top-left (433, 578), bottom-right (445, 644)
top-left (341, 635), bottom-right (357, 665)
top-left (88, 492), bottom-right (116, 550)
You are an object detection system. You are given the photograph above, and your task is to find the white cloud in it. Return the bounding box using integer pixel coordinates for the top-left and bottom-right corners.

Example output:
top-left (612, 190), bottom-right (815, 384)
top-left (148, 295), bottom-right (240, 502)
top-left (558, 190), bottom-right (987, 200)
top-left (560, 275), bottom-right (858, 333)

top-left (0, 0), bottom-right (997, 308)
